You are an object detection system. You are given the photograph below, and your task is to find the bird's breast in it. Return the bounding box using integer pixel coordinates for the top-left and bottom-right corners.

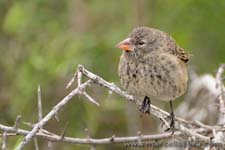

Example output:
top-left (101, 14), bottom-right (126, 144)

top-left (118, 53), bottom-right (188, 101)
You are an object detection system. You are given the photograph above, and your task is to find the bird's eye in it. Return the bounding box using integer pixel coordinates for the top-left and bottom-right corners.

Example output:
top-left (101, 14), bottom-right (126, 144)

top-left (138, 41), bottom-right (144, 45)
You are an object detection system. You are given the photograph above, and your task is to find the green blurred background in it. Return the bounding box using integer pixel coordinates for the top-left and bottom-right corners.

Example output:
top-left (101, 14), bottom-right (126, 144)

top-left (0, 0), bottom-right (225, 149)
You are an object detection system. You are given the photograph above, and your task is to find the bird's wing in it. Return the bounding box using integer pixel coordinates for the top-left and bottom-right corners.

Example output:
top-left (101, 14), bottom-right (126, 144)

top-left (164, 33), bottom-right (189, 63)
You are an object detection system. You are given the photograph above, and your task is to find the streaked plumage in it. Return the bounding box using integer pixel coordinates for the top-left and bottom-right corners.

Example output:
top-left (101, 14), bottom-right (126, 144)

top-left (118, 27), bottom-right (188, 101)
top-left (116, 27), bottom-right (189, 131)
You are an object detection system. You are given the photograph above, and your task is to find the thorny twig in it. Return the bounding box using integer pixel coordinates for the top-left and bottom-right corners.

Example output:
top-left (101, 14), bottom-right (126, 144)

top-left (209, 64), bottom-right (225, 148)
top-left (13, 115), bottom-right (22, 130)
top-left (37, 85), bottom-right (43, 122)
top-left (216, 64), bottom-right (225, 123)
top-left (16, 80), bottom-right (92, 149)
top-left (0, 123), bottom-right (212, 144)
top-left (34, 137), bottom-right (39, 150)
top-left (1, 132), bottom-right (7, 150)
top-left (0, 64), bottom-right (222, 149)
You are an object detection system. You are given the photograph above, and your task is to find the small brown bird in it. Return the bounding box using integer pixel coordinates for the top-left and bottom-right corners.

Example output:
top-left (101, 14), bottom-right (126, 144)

top-left (116, 27), bottom-right (189, 131)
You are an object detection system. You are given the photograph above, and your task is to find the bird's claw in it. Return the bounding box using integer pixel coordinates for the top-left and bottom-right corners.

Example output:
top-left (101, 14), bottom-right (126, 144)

top-left (161, 113), bottom-right (175, 134)
top-left (139, 96), bottom-right (151, 115)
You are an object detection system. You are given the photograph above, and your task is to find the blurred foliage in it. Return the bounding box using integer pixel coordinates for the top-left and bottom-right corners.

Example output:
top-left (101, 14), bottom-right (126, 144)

top-left (0, 0), bottom-right (224, 149)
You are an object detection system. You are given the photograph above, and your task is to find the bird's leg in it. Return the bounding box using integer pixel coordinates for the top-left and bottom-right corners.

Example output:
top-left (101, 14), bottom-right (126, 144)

top-left (165, 101), bottom-right (175, 134)
top-left (139, 96), bottom-right (151, 115)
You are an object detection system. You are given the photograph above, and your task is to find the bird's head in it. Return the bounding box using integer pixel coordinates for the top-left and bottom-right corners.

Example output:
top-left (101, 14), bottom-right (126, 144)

top-left (116, 27), bottom-right (161, 58)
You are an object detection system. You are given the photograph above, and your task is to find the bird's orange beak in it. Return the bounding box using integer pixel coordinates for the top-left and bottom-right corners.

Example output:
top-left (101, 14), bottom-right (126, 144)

top-left (116, 38), bottom-right (135, 51)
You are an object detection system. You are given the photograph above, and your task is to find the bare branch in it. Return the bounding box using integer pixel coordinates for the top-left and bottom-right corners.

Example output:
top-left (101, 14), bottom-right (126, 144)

top-left (160, 117), bottom-right (170, 129)
top-left (37, 85), bottom-right (43, 122)
top-left (0, 123), bottom-right (212, 145)
top-left (54, 112), bottom-right (60, 122)
top-left (13, 115), bottom-right (22, 130)
top-left (77, 68), bottom-right (82, 86)
top-left (34, 137), bottom-right (39, 150)
top-left (90, 145), bottom-right (96, 150)
top-left (16, 80), bottom-right (92, 149)
top-left (137, 131), bottom-right (142, 144)
top-left (0, 64), bottom-right (222, 149)
top-left (60, 122), bottom-right (68, 140)
top-left (84, 128), bottom-right (90, 139)
top-left (48, 141), bottom-right (54, 149)
top-left (216, 64), bottom-right (225, 123)
top-left (178, 124), bottom-right (210, 142)
top-left (194, 120), bottom-right (217, 130)
top-left (1, 132), bottom-right (7, 150)
top-left (0, 133), bottom-right (17, 136)
top-left (82, 91), bottom-right (100, 106)
top-left (66, 69), bottom-right (77, 89)
top-left (210, 64), bottom-right (225, 148)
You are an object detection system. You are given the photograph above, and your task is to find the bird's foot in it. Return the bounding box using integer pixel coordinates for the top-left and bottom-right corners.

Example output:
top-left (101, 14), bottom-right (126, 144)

top-left (163, 112), bottom-right (175, 134)
top-left (139, 96), bottom-right (151, 115)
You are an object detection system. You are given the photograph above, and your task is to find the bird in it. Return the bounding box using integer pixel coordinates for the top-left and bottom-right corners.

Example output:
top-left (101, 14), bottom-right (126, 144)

top-left (116, 26), bottom-right (189, 131)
